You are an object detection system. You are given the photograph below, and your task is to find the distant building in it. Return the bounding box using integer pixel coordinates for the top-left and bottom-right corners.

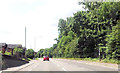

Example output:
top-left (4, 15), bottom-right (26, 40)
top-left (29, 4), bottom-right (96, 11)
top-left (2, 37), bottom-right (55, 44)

top-left (0, 43), bottom-right (7, 54)
top-left (7, 44), bottom-right (22, 55)
top-left (0, 43), bottom-right (26, 58)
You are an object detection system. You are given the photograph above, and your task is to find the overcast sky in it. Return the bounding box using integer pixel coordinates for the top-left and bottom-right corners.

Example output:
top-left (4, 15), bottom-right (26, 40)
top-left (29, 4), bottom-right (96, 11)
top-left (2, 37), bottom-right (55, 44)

top-left (0, 0), bottom-right (84, 52)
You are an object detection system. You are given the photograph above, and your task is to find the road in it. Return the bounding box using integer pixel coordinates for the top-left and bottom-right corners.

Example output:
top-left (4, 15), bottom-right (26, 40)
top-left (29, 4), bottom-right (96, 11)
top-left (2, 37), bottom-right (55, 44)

top-left (2, 58), bottom-right (119, 73)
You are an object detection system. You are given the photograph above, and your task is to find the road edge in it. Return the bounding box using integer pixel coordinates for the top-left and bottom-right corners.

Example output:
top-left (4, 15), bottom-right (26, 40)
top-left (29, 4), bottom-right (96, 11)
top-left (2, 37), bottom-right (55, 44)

top-left (1, 60), bottom-right (35, 72)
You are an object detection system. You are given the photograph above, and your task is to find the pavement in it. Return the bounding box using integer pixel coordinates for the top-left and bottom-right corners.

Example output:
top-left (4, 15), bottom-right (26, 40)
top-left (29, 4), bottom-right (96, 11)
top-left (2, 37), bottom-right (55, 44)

top-left (1, 58), bottom-right (119, 73)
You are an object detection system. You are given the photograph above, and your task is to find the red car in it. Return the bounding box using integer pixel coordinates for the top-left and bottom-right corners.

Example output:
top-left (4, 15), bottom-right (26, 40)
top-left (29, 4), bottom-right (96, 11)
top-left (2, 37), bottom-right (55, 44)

top-left (43, 56), bottom-right (49, 61)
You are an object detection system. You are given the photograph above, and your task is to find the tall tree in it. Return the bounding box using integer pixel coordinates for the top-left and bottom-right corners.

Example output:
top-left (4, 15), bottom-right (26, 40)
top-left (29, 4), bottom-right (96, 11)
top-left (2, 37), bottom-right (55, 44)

top-left (58, 19), bottom-right (66, 34)
top-left (25, 49), bottom-right (35, 59)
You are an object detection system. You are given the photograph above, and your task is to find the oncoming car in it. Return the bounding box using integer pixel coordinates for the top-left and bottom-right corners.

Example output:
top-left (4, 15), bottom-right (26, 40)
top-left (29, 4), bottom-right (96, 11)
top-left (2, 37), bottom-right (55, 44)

top-left (43, 56), bottom-right (49, 61)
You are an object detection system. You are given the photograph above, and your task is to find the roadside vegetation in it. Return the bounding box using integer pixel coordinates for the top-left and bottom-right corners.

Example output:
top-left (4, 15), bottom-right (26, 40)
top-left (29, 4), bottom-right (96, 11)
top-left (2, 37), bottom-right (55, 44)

top-left (35, 2), bottom-right (120, 64)
top-left (25, 49), bottom-right (35, 59)
top-left (1, 48), bottom-right (36, 61)
top-left (2, 48), bottom-right (36, 61)
top-left (56, 58), bottom-right (119, 64)
top-left (1, 2), bottom-right (120, 64)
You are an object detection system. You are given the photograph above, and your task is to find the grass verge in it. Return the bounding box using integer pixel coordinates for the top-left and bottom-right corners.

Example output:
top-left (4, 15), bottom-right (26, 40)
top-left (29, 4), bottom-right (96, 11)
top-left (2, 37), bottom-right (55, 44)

top-left (35, 58), bottom-right (39, 60)
top-left (22, 58), bottom-right (32, 61)
top-left (56, 58), bottom-right (119, 64)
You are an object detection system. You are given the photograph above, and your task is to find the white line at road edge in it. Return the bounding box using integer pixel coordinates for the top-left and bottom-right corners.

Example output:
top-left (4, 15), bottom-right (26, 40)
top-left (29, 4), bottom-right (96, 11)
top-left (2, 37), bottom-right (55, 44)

top-left (27, 60), bottom-right (40, 72)
top-left (26, 60), bottom-right (40, 73)
top-left (0, 71), bottom-right (2, 73)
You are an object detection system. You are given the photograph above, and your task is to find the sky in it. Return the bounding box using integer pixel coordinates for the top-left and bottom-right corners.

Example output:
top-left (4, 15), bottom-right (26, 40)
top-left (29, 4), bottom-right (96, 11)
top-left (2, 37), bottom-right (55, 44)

top-left (0, 0), bottom-right (84, 52)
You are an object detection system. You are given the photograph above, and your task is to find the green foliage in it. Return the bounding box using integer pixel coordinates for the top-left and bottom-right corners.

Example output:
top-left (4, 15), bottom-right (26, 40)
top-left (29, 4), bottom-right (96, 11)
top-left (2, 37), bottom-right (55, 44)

top-left (22, 58), bottom-right (25, 60)
top-left (105, 20), bottom-right (120, 60)
top-left (36, 48), bottom-right (53, 58)
top-left (64, 38), bottom-right (79, 58)
top-left (35, 58), bottom-right (39, 60)
top-left (4, 51), bottom-right (12, 55)
top-left (25, 49), bottom-right (35, 59)
top-left (37, 49), bottom-right (44, 58)
top-left (13, 48), bottom-right (24, 58)
top-left (27, 58), bottom-right (32, 61)
top-left (58, 19), bottom-right (66, 34)
top-left (40, 2), bottom-right (120, 63)
top-left (102, 58), bottom-right (119, 64)
top-left (34, 54), bottom-right (38, 58)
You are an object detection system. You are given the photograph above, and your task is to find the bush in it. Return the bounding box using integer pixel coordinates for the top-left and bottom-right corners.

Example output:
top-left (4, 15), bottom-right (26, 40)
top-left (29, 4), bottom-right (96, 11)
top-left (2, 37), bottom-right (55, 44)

top-left (4, 51), bottom-right (11, 55)
top-left (27, 58), bottom-right (32, 61)
top-left (22, 58), bottom-right (25, 60)
top-left (35, 58), bottom-right (39, 60)
top-left (102, 59), bottom-right (119, 64)
top-left (13, 48), bottom-right (24, 58)
top-left (92, 58), bottom-right (99, 61)
top-left (25, 49), bottom-right (35, 59)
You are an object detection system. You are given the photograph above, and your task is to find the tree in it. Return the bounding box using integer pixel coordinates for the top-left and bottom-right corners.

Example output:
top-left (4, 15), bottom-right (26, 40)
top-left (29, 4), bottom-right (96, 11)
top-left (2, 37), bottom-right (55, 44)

top-left (25, 49), bottom-right (35, 59)
top-left (13, 48), bottom-right (24, 58)
top-left (58, 19), bottom-right (66, 34)
top-left (43, 2), bottom-right (120, 62)
top-left (105, 20), bottom-right (120, 60)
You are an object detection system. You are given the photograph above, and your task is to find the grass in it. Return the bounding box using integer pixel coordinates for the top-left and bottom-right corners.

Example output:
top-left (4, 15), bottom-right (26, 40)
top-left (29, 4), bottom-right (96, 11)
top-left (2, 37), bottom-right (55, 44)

top-left (0, 51), bottom-right (2, 53)
top-left (57, 57), bottom-right (98, 61)
top-left (102, 59), bottom-right (120, 64)
top-left (4, 51), bottom-right (12, 55)
top-left (27, 58), bottom-right (32, 61)
top-left (35, 58), bottom-right (39, 60)
top-left (22, 58), bottom-right (25, 60)
top-left (56, 58), bottom-right (119, 64)
top-left (21, 58), bottom-right (32, 61)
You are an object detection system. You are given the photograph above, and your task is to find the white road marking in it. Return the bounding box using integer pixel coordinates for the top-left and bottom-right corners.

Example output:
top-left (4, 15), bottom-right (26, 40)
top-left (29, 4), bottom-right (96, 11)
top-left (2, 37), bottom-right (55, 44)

top-left (26, 60), bottom-right (40, 72)
top-left (51, 59), bottom-right (67, 71)
top-left (28, 69), bottom-right (32, 71)
top-left (0, 71), bottom-right (2, 73)
top-left (34, 62), bottom-right (40, 68)
top-left (51, 59), bottom-right (60, 67)
top-left (62, 68), bottom-right (67, 71)
top-left (26, 69), bottom-right (32, 73)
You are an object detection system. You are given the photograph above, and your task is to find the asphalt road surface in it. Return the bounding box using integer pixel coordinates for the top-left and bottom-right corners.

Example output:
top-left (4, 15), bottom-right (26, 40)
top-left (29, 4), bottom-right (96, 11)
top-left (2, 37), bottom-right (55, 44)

top-left (2, 58), bottom-right (119, 73)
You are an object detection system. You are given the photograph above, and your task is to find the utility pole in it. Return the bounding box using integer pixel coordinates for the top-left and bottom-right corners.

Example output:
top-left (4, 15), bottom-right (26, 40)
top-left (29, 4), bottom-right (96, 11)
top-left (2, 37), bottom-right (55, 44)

top-left (24, 26), bottom-right (27, 58)
top-left (97, 12), bottom-right (101, 61)
top-left (34, 36), bottom-right (36, 51)
top-left (25, 27), bottom-right (26, 49)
